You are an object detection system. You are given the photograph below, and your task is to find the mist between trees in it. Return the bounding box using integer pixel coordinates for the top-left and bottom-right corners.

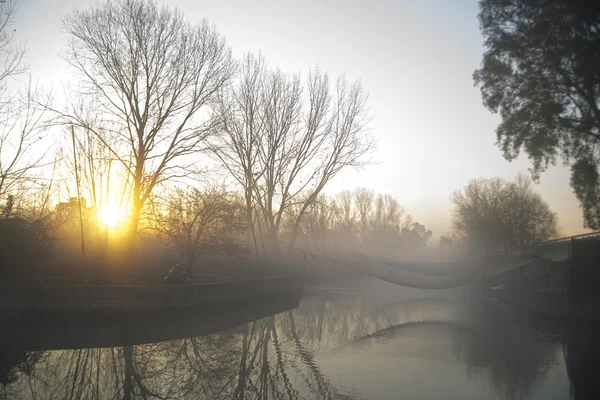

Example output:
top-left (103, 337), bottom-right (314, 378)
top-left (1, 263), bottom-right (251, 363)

top-left (0, 0), bottom-right (562, 282)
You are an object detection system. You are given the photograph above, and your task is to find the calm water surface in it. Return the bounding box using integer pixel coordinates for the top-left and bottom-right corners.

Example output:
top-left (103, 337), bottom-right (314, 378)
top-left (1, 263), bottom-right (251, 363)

top-left (1, 278), bottom-right (597, 399)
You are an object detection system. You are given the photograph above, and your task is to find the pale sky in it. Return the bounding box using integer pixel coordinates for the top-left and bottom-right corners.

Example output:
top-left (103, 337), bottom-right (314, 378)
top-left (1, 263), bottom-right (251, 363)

top-left (13, 0), bottom-right (590, 239)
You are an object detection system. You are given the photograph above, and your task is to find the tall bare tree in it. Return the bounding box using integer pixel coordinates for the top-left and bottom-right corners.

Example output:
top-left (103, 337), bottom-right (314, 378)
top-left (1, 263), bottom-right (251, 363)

top-left (0, 2), bottom-right (50, 216)
top-left (210, 55), bottom-right (265, 261)
top-left (213, 54), bottom-right (373, 254)
top-left (0, 2), bottom-right (50, 210)
top-left (59, 0), bottom-right (235, 260)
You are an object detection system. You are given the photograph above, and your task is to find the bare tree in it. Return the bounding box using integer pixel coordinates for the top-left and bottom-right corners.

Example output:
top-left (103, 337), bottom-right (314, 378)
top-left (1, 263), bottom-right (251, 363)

top-left (451, 176), bottom-right (559, 255)
top-left (210, 54), bottom-right (265, 261)
top-left (150, 186), bottom-right (246, 266)
top-left (0, 2), bottom-right (49, 210)
top-left (370, 193), bottom-right (407, 236)
top-left (0, 85), bottom-right (49, 208)
top-left (285, 74), bottom-right (373, 246)
top-left (356, 192), bottom-right (429, 254)
top-left (334, 190), bottom-right (355, 233)
top-left (353, 187), bottom-right (374, 235)
top-left (59, 0), bottom-right (235, 260)
top-left (77, 129), bottom-right (118, 212)
top-left (451, 177), bottom-right (509, 254)
top-left (0, 0), bottom-right (25, 101)
top-left (284, 193), bottom-right (335, 250)
top-left (504, 174), bottom-right (559, 254)
top-left (12, 153), bottom-right (61, 221)
top-left (213, 54), bottom-right (373, 254)
top-left (55, 124), bottom-right (133, 256)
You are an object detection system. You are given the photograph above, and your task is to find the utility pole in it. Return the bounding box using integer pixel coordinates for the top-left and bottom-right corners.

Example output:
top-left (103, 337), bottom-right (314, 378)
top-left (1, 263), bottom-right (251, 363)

top-left (105, 161), bottom-right (112, 260)
top-left (71, 125), bottom-right (86, 278)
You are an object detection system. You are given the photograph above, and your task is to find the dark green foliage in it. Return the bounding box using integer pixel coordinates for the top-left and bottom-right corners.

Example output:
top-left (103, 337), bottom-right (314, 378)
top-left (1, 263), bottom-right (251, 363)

top-left (400, 223), bottom-right (433, 248)
top-left (474, 0), bottom-right (600, 228)
top-left (571, 159), bottom-right (600, 228)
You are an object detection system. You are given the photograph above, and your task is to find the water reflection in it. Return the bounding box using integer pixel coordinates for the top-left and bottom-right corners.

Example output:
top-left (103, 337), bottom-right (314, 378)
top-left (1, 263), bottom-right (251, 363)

top-left (564, 328), bottom-right (600, 400)
top-left (453, 295), bottom-right (559, 400)
top-left (0, 279), bottom-right (597, 399)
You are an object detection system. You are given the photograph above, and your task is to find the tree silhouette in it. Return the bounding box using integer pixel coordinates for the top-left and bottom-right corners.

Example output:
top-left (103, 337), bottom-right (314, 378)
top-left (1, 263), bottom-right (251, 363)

top-left (474, 0), bottom-right (600, 229)
top-left (0, 0), bottom-right (25, 97)
top-left (58, 0), bottom-right (235, 263)
top-left (0, 1), bottom-right (49, 213)
top-left (451, 176), bottom-right (558, 255)
top-left (353, 188), bottom-right (374, 235)
top-left (212, 53), bottom-right (373, 255)
top-left (150, 186), bottom-right (247, 266)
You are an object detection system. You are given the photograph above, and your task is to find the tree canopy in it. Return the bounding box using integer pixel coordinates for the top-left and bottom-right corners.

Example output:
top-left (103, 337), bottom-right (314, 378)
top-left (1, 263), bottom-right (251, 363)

top-left (61, 0), bottom-right (234, 256)
top-left (451, 175), bottom-right (559, 255)
top-left (474, 0), bottom-right (600, 229)
top-left (150, 186), bottom-right (247, 265)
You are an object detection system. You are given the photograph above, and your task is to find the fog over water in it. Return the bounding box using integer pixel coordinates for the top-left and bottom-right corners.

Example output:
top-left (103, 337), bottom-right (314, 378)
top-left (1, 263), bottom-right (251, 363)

top-left (1, 278), bottom-right (592, 400)
top-left (1, 3), bottom-right (599, 398)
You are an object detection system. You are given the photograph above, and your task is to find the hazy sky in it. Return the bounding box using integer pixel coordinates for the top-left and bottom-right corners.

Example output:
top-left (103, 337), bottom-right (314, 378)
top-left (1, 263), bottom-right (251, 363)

top-left (14, 0), bottom-right (590, 239)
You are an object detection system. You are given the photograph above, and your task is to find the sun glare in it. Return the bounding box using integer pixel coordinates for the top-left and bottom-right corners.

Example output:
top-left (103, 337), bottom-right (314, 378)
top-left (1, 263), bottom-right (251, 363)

top-left (97, 205), bottom-right (125, 229)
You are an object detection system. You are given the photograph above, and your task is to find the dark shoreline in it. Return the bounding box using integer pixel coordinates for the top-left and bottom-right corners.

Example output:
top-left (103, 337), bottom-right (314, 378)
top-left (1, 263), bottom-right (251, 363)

top-left (0, 276), bottom-right (303, 316)
top-left (0, 292), bottom-right (302, 352)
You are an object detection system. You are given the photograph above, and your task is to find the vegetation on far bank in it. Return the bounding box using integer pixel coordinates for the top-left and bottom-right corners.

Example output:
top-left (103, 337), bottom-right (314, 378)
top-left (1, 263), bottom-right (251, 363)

top-left (0, 0), bottom-right (578, 283)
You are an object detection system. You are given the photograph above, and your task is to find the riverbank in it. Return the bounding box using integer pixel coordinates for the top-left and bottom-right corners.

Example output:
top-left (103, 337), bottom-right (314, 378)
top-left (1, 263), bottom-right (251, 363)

top-left (0, 292), bottom-right (302, 352)
top-left (0, 275), bottom-right (303, 315)
top-left (488, 257), bottom-right (600, 324)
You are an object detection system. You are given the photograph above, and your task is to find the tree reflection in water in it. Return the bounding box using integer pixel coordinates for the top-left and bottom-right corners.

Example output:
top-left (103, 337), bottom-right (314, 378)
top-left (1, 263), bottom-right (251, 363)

top-left (2, 282), bottom-right (598, 400)
top-left (452, 300), bottom-right (559, 400)
top-left (564, 327), bottom-right (600, 400)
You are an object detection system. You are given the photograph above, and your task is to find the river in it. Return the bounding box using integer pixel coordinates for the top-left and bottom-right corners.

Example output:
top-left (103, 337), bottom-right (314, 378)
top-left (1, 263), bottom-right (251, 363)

top-left (0, 277), bottom-right (596, 399)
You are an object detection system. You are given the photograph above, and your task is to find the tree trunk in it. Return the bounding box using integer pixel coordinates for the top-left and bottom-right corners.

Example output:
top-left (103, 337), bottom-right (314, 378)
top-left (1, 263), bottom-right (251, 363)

top-left (290, 219), bottom-right (302, 249)
top-left (186, 251), bottom-right (196, 268)
top-left (246, 195), bottom-right (260, 264)
top-left (235, 328), bottom-right (249, 400)
top-left (519, 238), bottom-right (525, 258)
top-left (265, 223), bottom-right (282, 262)
top-left (290, 204), bottom-right (310, 248)
top-left (123, 346), bottom-right (134, 400)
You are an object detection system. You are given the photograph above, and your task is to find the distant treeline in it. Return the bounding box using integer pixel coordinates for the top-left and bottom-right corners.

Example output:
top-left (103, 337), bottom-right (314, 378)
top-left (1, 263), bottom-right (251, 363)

top-left (0, 0), bottom-right (570, 282)
top-left (0, 0), bottom-right (376, 276)
top-left (0, 184), bottom-right (434, 280)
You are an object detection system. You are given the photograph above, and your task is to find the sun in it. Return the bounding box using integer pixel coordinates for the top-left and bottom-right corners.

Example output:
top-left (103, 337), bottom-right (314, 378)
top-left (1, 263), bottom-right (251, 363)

top-left (97, 205), bottom-right (125, 229)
